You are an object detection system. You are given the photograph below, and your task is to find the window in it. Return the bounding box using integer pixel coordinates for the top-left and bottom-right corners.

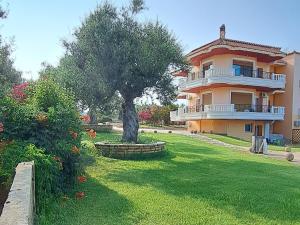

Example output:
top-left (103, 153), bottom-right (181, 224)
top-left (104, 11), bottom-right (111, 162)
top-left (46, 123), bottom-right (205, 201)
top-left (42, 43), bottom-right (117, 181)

top-left (233, 60), bottom-right (254, 77)
top-left (245, 124), bottom-right (253, 132)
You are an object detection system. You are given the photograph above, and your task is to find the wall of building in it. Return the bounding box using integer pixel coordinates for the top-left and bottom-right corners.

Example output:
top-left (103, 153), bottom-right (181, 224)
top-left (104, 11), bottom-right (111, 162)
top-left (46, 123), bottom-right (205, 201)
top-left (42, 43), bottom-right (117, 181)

top-left (273, 54), bottom-right (295, 140)
top-left (187, 119), bottom-right (266, 141)
top-left (197, 54), bottom-right (272, 72)
top-left (292, 53), bottom-right (300, 128)
top-left (189, 87), bottom-right (265, 106)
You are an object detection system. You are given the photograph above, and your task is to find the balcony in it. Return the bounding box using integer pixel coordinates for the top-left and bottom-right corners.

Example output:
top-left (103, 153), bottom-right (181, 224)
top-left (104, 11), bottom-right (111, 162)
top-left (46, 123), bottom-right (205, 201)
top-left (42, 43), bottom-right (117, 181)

top-left (170, 104), bottom-right (285, 121)
top-left (178, 67), bottom-right (286, 92)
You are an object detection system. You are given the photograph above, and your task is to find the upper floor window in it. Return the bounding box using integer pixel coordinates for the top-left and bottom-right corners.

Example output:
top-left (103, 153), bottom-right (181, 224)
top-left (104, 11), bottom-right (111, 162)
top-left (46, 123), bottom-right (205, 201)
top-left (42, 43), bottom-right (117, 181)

top-left (233, 60), bottom-right (254, 77)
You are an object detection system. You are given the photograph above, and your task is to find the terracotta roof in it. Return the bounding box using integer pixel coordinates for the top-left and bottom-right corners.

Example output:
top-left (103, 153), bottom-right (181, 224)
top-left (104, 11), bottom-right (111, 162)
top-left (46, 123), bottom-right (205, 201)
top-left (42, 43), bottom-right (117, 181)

top-left (187, 38), bottom-right (286, 57)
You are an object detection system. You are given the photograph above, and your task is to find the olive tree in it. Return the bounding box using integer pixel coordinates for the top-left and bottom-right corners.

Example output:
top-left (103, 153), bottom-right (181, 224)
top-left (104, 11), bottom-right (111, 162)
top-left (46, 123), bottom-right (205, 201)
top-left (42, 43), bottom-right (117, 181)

top-left (65, 0), bottom-right (187, 142)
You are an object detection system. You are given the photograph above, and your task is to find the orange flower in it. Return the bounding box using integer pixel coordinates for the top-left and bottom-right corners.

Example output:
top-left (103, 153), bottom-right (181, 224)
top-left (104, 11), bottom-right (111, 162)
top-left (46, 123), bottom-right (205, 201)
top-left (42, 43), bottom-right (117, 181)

top-left (75, 192), bottom-right (85, 199)
top-left (80, 115), bottom-right (90, 123)
top-left (71, 146), bottom-right (80, 154)
top-left (69, 131), bottom-right (78, 140)
top-left (77, 176), bottom-right (87, 183)
top-left (87, 129), bottom-right (96, 139)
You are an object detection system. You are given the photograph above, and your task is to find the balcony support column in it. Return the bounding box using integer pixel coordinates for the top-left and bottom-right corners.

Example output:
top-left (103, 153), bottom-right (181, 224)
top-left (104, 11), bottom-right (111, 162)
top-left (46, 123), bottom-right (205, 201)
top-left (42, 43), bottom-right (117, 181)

top-left (264, 122), bottom-right (270, 140)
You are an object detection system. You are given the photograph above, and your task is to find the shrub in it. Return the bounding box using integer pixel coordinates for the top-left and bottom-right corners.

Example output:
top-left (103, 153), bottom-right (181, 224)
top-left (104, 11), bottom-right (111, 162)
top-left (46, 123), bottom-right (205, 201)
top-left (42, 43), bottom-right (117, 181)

top-left (0, 141), bottom-right (60, 212)
top-left (0, 79), bottom-right (82, 190)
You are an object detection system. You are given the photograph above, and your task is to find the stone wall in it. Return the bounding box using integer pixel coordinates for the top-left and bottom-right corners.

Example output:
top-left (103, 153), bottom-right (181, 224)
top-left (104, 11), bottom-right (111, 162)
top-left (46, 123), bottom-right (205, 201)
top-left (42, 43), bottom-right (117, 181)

top-left (0, 161), bottom-right (35, 225)
top-left (95, 142), bottom-right (165, 159)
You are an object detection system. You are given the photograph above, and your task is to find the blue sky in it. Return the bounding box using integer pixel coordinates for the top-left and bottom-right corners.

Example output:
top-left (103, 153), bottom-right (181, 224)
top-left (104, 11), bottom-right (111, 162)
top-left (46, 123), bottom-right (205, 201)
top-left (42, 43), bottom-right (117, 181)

top-left (1, 0), bottom-right (300, 80)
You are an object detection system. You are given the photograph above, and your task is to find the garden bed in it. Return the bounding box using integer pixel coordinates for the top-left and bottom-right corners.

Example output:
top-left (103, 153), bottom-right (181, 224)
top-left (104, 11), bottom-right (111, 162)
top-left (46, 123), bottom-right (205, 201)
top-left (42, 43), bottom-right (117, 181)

top-left (95, 141), bottom-right (165, 159)
top-left (82, 124), bottom-right (113, 133)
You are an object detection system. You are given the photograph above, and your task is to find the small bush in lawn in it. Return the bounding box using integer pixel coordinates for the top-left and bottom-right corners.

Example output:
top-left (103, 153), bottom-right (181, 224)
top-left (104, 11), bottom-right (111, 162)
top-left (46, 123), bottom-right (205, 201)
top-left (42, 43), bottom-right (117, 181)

top-left (140, 130), bottom-right (145, 133)
top-left (154, 130), bottom-right (157, 133)
top-left (168, 130), bottom-right (172, 133)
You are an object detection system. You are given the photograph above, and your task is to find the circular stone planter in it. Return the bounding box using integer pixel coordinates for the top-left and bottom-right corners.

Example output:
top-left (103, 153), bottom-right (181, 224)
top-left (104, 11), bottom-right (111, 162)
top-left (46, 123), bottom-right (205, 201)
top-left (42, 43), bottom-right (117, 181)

top-left (82, 124), bottom-right (113, 132)
top-left (95, 141), bottom-right (166, 159)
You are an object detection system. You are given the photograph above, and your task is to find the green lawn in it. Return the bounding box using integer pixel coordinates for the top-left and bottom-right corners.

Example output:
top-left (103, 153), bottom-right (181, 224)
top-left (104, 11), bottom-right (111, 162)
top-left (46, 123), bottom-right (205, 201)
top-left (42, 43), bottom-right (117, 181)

top-left (38, 132), bottom-right (300, 225)
top-left (204, 133), bottom-right (300, 152)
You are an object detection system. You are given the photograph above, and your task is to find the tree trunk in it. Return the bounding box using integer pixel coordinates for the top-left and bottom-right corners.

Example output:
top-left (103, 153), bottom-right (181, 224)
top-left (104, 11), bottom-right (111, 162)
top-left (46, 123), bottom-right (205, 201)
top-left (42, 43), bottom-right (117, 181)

top-left (122, 98), bottom-right (139, 143)
top-left (88, 107), bottom-right (97, 124)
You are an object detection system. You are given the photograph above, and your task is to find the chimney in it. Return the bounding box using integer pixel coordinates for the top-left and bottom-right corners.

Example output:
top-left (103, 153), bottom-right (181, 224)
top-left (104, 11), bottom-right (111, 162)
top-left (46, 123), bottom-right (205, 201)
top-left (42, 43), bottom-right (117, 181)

top-left (220, 24), bottom-right (225, 39)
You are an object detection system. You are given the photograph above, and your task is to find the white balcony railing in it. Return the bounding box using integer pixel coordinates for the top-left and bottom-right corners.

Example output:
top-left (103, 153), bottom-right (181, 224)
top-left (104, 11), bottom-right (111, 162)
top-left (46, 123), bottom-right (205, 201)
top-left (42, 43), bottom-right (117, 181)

top-left (178, 67), bottom-right (286, 91)
top-left (170, 104), bottom-right (285, 121)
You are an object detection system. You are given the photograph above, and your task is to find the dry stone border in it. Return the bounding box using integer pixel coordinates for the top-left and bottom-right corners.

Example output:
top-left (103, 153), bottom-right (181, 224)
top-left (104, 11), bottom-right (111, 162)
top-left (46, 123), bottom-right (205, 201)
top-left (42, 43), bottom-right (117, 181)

top-left (95, 142), bottom-right (165, 159)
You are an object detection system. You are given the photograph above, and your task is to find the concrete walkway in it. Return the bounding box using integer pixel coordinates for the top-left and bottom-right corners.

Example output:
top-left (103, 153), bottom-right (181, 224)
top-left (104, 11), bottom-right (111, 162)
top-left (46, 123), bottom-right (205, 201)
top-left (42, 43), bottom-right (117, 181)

top-left (113, 126), bottom-right (300, 165)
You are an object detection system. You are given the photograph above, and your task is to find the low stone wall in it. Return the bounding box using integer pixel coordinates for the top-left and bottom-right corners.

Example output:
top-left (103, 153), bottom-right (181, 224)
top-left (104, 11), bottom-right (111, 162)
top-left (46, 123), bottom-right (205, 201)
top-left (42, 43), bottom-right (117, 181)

top-left (82, 124), bottom-right (113, 132)
top-left (95, 142), bottom-right (166, 159)
top-left (0, 161), bottom-right (35, 225)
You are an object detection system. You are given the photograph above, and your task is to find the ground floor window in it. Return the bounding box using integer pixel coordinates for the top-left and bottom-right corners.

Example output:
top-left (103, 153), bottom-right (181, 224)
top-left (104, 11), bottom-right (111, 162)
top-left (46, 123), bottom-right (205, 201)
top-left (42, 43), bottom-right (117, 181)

top-left (245, 123), bottom-right (253, 132)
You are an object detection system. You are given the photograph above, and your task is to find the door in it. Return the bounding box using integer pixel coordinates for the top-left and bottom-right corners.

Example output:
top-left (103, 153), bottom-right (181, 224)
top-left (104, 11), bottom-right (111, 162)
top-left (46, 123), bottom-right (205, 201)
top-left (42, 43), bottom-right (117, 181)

top-left (255, 125), bottom-right (263, 137)
top-left (202, 93), bottom-right (212, 105)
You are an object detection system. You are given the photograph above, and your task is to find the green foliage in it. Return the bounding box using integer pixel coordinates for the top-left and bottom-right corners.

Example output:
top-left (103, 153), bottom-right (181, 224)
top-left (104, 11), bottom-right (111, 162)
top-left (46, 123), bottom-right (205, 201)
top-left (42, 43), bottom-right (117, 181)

top-left (0, 142), bottom-right (60, 212)
top-left (58, 0), bottom-right (188, 142)
top-left (0, 79), bottom-right (82, 191)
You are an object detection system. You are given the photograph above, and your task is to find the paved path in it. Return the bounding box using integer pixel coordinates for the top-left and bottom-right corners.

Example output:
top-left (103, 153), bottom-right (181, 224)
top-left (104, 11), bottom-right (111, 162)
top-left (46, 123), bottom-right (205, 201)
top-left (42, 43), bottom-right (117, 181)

top-left (113, 126), bottom-right (300, 165)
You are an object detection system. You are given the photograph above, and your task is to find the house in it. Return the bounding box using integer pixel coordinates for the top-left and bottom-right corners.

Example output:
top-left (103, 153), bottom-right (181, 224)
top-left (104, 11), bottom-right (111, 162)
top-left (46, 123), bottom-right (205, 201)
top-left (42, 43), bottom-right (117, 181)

top-left (170, 25), bottom-right (300, 143)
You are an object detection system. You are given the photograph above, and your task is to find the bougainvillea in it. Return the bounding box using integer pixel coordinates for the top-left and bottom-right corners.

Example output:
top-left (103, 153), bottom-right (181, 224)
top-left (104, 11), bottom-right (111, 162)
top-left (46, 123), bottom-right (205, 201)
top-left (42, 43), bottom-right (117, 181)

top-left (138, 110), bottom-right (152, 122)
top-left (11, 82), bottom-right (29, 101)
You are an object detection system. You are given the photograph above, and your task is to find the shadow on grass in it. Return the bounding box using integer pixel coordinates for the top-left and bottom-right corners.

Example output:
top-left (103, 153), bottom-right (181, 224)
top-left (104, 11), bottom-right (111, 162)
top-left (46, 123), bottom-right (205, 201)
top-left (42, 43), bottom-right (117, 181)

top-left (37, 177), bottom-right (142, 225)
top-left (106, 150), bottom-right (300, 223)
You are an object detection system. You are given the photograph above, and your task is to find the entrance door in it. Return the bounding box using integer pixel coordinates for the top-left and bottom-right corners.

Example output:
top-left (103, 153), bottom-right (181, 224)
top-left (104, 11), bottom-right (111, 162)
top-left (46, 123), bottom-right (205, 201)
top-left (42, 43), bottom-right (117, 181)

top-left (255, 125), bottom-right (263, 137)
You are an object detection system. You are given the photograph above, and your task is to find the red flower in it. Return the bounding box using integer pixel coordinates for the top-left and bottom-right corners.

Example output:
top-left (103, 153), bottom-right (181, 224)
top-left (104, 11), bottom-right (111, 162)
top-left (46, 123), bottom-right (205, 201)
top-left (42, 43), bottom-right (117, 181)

top-left (138, 110), bottom-right (152, 121)
top-left (77, 176), bottom-right (87, 183)
top-left (0, 123), bottom-right (4, 133)
top-left (11, 82), bottom-right (29, 101)
top-left (87, 129), bottom-right (96, 139)
top-left (75, 192), bottom-right (85, 199)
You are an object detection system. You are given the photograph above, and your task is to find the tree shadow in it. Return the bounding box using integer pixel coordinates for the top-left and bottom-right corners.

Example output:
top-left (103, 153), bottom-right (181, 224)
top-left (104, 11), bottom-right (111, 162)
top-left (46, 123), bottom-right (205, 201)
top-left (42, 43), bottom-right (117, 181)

top-left (39, 177), bottom-right (143, 225)
top-left (106, 154), bottom-right (300, 223)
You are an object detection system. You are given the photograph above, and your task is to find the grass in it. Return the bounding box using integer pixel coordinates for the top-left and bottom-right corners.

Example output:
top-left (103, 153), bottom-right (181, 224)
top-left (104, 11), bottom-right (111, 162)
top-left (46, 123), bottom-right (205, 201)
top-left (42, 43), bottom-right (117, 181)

top-left (203, 133), bottom-right (300, 152)
top-left (38, 132), bottom-right (300, 225)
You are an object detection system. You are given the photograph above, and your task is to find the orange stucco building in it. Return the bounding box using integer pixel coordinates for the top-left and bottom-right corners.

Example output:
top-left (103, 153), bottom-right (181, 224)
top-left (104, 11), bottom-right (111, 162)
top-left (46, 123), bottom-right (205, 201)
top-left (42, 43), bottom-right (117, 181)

top-left (171, 25), bottom-right (300, 143)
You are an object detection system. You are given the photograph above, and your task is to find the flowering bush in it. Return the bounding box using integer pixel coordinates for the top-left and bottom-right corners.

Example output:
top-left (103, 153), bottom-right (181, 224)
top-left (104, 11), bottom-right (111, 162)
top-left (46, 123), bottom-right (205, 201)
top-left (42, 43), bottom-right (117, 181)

top-left (138, 110), bottom-right (152, 122)
top-left (11, 82), bottom-right (29, 102)
top-left (80, 114), bottom-right (91, 123)
top-left (0, 79), bottom-right (82, 204)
